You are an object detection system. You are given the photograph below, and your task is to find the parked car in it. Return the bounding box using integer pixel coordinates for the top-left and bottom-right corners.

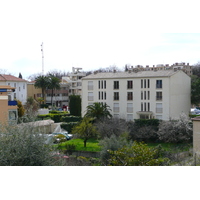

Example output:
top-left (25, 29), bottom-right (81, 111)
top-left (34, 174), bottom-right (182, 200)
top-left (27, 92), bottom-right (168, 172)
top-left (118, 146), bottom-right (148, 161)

top-left (191, 108), bottom-right (200, 115)
top-left (48, 132), bottom-right (73, 143)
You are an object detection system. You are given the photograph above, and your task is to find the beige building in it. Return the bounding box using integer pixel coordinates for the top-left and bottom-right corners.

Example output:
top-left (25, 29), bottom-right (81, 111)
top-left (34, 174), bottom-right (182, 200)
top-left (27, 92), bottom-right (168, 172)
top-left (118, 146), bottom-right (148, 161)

top-left (0, 85), bottom-right (18, 124)
top-left (27, 81), bottom-right (43, 100)
top-left (81, 70), bottom-right (191, 121)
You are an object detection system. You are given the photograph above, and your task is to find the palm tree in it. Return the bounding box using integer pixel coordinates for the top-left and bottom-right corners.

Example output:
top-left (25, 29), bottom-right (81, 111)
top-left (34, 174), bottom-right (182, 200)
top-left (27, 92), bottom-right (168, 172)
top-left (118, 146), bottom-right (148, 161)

top-left (34, 75), bottom-right (49, 103)
top-left (47, 74), bottom-right (61, 107)
top-left (84, 102), bottom-right (112, 121)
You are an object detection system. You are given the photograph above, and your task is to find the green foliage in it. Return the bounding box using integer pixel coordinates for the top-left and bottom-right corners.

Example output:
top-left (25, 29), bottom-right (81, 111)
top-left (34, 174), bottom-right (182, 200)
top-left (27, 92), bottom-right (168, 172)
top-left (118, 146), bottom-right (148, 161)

top-left (191, 75), bottom-right (200, 105)
top-left (0, 123), bottom-right (64, 166)
top-left (127, 119), bottom-right (160, 142)
top-left (40, 104), bottom-right (49, 108)
top-left (34, 75), bottom-right (49, 101)
top-left (61, 115), bottom-right (82, 122)
top-left (72, 117), bottom-right (98, 147)
top-left (134, 119), bottom-right (160, 127)
top-left (99, 134), bottom-right (131, 165)
top-left (84, 102), bottom-right (112, 121)
top-left (69, 95), bottom-right (81, 116)
top-left (108, 141), bottom-right (170, 166)
top-left (61, 122), bottom-right (79, 133)
top-left (17, 100), bottom-right (25, 118)
top-left (95, 117), bottom-right (129, 139)
top-left (58, 138), bottom-right (100, 152)
top-left (47, 75), bottom-right (61, 106)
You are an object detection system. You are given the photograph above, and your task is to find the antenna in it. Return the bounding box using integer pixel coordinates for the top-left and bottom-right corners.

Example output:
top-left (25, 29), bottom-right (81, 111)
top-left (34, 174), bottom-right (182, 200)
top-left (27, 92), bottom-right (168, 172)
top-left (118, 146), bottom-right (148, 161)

top-left (41, 42), bottom-right (44, 75)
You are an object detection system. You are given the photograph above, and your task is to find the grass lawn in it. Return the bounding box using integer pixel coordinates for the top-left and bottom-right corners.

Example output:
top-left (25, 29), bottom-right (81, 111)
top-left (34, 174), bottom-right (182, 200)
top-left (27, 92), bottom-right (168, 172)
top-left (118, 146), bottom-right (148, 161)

top-left (57, 138), bottom-right (101, 152)
top-left (147, 142), bottom-right (192, 152)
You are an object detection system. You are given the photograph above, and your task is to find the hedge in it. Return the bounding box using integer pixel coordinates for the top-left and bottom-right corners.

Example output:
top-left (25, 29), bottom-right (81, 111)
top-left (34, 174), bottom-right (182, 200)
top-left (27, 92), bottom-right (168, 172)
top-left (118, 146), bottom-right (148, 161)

top-left (61, 122), bottom-right (79, 133)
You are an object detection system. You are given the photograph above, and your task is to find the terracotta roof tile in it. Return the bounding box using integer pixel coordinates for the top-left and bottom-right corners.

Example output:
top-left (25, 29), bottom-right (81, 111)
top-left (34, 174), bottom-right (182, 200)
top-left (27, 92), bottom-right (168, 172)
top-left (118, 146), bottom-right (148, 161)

top-left (0, 74), bottom-right (27, 82)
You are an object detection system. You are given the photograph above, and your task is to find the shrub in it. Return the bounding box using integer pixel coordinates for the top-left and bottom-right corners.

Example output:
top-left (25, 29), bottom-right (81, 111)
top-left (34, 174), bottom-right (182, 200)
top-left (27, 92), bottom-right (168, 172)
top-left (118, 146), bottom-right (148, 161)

top-left (107, 141), bottom-right (170, 166)
top-left (157, 113), bottom-right (193, 143)
top-left (0, 123), bottom-right (65, 166)
top-left (99, 134), bottom-right (131, 165)
top-left (61, 116), bottom-right (82, 123)
top-left (127, 120), bottom-right (160, 142)
top-left (61, 122), bottom-right (79, 133)
top-left (95, 117), bottom-right (129, 139)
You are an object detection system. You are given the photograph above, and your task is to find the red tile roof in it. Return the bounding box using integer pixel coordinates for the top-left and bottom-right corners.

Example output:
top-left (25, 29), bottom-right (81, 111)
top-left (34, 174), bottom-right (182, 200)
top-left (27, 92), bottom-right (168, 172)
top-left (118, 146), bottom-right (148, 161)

top-left (0, 74), bottom-right (27, 82)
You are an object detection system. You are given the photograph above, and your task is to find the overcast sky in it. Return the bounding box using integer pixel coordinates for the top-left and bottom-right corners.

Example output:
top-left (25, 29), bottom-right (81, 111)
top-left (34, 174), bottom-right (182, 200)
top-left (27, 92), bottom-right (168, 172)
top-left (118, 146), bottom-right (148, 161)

top-left (0, 0), bottom-right (200, 79)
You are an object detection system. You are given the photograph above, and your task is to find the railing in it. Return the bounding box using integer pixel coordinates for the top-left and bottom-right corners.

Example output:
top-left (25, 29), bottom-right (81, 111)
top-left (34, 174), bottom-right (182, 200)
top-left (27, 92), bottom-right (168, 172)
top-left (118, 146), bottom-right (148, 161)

top-left (8, 101), bottom-right (17, 106)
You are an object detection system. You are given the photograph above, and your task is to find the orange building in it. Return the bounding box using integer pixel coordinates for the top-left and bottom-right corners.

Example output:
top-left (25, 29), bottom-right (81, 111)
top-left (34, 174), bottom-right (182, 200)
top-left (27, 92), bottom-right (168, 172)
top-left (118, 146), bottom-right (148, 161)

top-left (0, 85), bottom-right (18, 124)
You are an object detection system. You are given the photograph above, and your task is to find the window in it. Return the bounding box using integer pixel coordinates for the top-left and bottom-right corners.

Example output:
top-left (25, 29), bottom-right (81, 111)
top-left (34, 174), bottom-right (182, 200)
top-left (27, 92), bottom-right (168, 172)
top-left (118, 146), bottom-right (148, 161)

top-left (127, 80), bottom-right (133, 89)
top-left (156, 92), bottom-right (162, 101)
top-left (148, 91), bottom-right (150, 100)
top-left (147, 79), bottom-right (150, 88)
top-left (98, 92), bottom-right (101, 100)
top-left (98, 81), bottom-right (100, 89)
top-left (127, 114), bottom-right (133, 121)
top-left (9, 110), bottom-right (17, 121)
top-left (23, 84), bottom-right (25, 89)
top-left (114, 92), bottom-right (119, 100)
top-left (127, 92), bottom-right (133, 100)
top-left (14, 93), bottom-right (16, 99)
top-left (113, 103), bottom-right (119, 112)
top-left (101, 80), bottom-right (103, 89)
top-left (156, 80), bottom-right (162, 89)
top-left (127, 103), bottom-right (133, 113)
top-left (104, 92), bottom-right (106, 100)
top-left (141, 79), bottom-right (143, 88)
top-left (148, 102), bottom-right (150, 111)
top-left (141, 91), bottom-right (143, 100)
top-left (101, 91), bottom-right (103, 99)
top-left (88, 81), bottom-right (93, 90)
top-left (156, 103), bottom-right (163, 113)
top-left (156, 115), bottom-right (163, 120)
top-left (144, 79), bottom-right (146, 88)
top-left (14, 83), bottom-right (16, 87)
top-left (88, 92), bottom-right (93, 101)
top-left (114, 81), bottom-right (119, 89)
top-left (104, 80), bottom-right (106, 89)
top-left (19, 87), bottom-right (20, 91)
top-left (141, 103), bottom-right (143, 111)
top-left (144, 91), bottom-right (146, 100)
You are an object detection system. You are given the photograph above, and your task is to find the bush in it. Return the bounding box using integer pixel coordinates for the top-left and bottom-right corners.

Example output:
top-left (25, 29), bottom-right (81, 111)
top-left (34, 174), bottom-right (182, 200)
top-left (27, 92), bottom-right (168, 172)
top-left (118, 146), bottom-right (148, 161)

top-left (128, 120), bottom-right (160, 142)
top-left (0, 123), bottom-right (65, 166)
top-left (61, 115), bottom-right (82, 123)
top-left (95, 117), bottom-right (129, 139)
top-left (157, 114), bottom-right (193, 143)
top-left (61, 122), bottom-right (79, 133)
top-left (107, 141), bottom-right (170, 166)
top-left (99, 134), bottom-right (131, 165)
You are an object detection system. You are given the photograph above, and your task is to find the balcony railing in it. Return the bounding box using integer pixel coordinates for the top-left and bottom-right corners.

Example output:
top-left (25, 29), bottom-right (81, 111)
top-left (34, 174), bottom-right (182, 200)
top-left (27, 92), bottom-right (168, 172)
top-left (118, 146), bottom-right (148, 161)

top-left (8, 101), bottom-right (17, 106)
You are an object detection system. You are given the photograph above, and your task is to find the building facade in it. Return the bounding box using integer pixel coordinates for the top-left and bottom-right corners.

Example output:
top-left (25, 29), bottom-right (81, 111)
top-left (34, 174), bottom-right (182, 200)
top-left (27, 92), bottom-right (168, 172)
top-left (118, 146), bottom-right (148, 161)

top-left (0, 75), bottom-right (27, 105)
top-left (0, 85), bottom-right (18, 124)
top-left (81, 70), bottom-right (191, 121)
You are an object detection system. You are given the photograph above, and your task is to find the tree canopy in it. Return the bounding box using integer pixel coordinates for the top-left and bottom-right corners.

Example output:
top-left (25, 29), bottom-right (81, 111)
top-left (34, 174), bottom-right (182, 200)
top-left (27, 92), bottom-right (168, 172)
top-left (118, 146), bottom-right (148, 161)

top-left (84, 102), bottom-right (112, 121)
top-left (191, 75), bottom-right (200, 105)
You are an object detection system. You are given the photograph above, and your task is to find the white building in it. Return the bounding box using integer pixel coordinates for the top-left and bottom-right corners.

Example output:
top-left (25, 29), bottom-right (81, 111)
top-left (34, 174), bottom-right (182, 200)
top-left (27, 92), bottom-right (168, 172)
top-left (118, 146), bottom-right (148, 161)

top-left (81, 70), bottom-right (191, 121)
top-left (0, 74), bottom-right (27, 105)
top-left (67, 67), bottom-right (86, 96)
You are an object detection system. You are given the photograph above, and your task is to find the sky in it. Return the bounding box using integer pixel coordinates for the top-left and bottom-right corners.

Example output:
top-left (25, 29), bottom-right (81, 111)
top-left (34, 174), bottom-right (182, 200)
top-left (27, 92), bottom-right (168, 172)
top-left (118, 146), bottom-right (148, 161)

top-left (0, 0), bottom-right (200, 79)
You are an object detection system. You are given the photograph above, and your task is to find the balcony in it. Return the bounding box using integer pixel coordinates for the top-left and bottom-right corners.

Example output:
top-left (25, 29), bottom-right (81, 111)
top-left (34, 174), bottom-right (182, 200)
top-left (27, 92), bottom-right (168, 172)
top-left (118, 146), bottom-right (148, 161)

top-left (8, 101), bottom-right (17, 106)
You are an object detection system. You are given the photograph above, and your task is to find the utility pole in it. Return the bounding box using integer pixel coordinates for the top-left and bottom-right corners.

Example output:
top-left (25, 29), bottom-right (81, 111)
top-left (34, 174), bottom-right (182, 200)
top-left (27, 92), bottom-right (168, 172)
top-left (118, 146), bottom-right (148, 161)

top-left (41, 42), bottom-right (44, 75)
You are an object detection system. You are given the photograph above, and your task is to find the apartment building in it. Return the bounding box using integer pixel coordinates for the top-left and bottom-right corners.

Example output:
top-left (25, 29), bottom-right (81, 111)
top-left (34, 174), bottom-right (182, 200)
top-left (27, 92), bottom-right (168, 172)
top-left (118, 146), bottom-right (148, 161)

top-left (67, 67), bottom-right (86, 96)
top-left (0, 74), bottom-right (27, 105)
top-left (81, 70), bottom-right (191, 121)
top-left (0, 85), bottom-right (18, 124)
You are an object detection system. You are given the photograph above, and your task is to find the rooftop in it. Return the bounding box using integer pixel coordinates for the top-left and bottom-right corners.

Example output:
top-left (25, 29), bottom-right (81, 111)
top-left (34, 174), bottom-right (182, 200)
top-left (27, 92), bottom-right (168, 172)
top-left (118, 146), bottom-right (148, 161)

top-left (82, 70), bottom-right (180, 80)
top-left (0, 74), bottom-right (27, 82)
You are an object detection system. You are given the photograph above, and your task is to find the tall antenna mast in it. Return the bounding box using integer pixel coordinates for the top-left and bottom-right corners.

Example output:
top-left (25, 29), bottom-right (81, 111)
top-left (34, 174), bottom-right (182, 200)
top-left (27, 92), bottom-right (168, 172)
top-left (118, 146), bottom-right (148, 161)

top-left (41, 42), bottom-right (44, 75)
